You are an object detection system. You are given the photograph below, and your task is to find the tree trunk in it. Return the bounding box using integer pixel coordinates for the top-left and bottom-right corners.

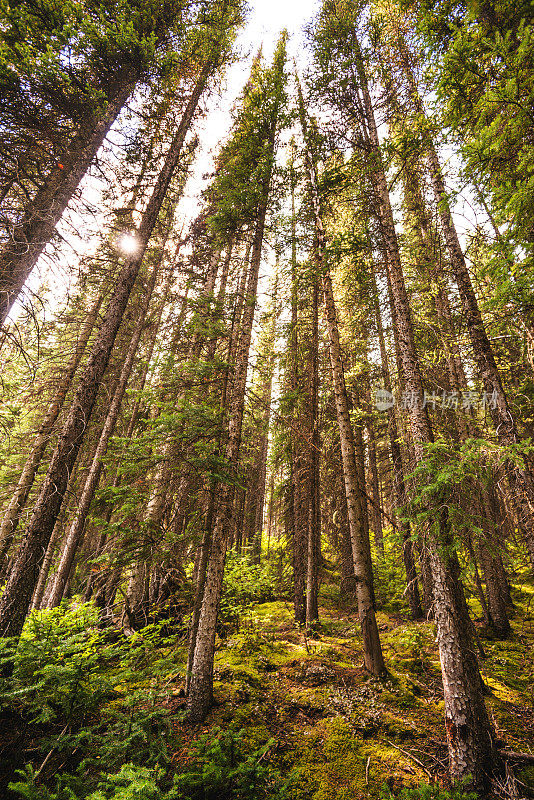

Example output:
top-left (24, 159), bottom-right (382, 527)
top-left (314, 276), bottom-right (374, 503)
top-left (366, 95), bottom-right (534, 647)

top-left (0, 289), bottom-right (103, 565)
top-left (288, 158), bottom-right (308, 624)
top-left (400, 47), bottom-right (534, 567)
top-left (306, 278), bottom-right (321, 626)
top-left (0, 64), bottom-right (211, 638)
top-left (0, 77), bottom-right (136, 325)
top-left (186, 193), bottom-right (271, 720)
top-left (352, 32), bottom-right (498, 786)
top-left (185, 46), bottom-right (285, 709)
top-left (366, 415), bottom-right (384, 557)
top-left (297, 78), bottom-right (386, 675)
top-left (46, 252), bottom-right (163, 608)
top-left (374, 272), bottom-right (423, 619)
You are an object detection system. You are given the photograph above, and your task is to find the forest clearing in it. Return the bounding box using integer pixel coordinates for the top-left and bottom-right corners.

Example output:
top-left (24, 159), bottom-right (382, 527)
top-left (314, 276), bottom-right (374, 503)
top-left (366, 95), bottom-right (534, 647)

top-left (0, 0), bottom-right (534, 797)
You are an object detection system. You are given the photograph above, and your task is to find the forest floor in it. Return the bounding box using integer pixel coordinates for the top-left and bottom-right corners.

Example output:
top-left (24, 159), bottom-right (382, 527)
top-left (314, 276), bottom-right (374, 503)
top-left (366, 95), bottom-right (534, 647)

top-left (0, 575), bottom-right (533, 799)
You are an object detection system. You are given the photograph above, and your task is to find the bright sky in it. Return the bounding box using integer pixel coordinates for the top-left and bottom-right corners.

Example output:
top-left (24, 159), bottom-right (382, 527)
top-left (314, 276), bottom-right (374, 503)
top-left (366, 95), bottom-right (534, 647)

top-left (179, 0), bottom-right (319, 227)
top-left (6, 0), bottom-right (488, 333)
top-left (6, 0), bottom-right (318, 331)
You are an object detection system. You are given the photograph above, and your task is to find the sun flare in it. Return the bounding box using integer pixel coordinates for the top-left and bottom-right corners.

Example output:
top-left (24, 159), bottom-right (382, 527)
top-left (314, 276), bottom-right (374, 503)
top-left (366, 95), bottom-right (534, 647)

top-left (116, 232), bottom-right (140, 256)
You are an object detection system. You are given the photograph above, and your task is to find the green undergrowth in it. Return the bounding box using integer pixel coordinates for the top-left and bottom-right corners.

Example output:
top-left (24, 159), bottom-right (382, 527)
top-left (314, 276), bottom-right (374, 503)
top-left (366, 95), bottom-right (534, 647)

top-left (0, 570), bottom-right (533, 800)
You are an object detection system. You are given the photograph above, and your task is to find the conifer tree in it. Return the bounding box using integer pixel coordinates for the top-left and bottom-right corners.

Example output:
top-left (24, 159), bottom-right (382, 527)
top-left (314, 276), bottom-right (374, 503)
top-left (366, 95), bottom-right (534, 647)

top-left (308, 1), bottom-right (499, 786)
top-left (0, 0), bottom-right (245, 638)
top-left (0, 0), bottom-right (202, 325)
top-left (297, 75), bottom-right (386, 676)
top-left (187, 35), bottom-right (287, 722)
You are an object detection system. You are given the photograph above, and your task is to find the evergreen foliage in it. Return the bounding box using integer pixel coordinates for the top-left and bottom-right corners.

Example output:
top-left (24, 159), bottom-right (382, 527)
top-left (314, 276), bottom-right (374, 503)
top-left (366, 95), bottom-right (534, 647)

top-left (0, 0), bottom-right (533, 796)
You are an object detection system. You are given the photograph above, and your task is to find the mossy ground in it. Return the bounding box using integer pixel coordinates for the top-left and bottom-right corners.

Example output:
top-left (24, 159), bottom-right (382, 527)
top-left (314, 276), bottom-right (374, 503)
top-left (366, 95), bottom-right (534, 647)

top-left (171, 579), bottom-right (534, 798)
top-left (1, 577), bottom-right (533, 798)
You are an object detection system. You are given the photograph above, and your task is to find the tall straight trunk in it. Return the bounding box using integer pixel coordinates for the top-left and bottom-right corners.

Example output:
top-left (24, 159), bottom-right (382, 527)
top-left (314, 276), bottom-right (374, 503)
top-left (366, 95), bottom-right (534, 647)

top-left (46, 254), bottom-right (163, 608)
top-left (373, 282), bottom-right (422, 619)
top-left (185, 485), bottom-right (218, 694)
top-left (265, 473), bottom-right (274, 553)
top-left (0, 64), bottom-right (211, 638)
top-left (0, 289), bottom-right (103, 565)
top-left (185, 240), bottom-right (253, 690)
top-left (0, 77), bottom-right (136, 325)
top-left (306, 278), bottom-right (321, 625)
top-left (186, 41), bottom-right (285, 705)
top-left (297, 78), bottom-right (386, 675)
top-left (366, 415), bottom-right (384, 557)
top-left (400, 46), bottom-right (534, 566)
top-left (186, 195), bottom-right (271, 720)
top-left (335, 467), bottom-right (357, 594)
top-left (350, 391), bottom-right (375, 604)
top-left (352, 32), bottom-right (498, 786)
top-left (251, 377), bottom-right (273, 563)
top-left (288, 155), bottom-right (308, 623)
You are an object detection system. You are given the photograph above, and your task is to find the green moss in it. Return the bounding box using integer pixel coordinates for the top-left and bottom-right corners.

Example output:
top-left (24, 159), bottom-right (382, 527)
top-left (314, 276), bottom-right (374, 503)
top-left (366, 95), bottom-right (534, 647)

top-left (289, 718), bottom-right (373, 799)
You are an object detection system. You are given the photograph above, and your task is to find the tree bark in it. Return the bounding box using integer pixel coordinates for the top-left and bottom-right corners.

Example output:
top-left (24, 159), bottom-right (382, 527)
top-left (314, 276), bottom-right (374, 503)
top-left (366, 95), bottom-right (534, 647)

top-left (0, 78), bottom-right (136, 325)
top-left (306, 278), bottom-right (321, 626)
top-left (46, 252), bottom-right (163, 608)
top-left (400, 46), bottom-right (534, 567)
top-left (374, 269), bottom-right (423, 619)
top-left (288, 156), bottom-right (308, 624)
top-left (0, 289), bottom-right (103, 565)
top-left (297, 77), bottom-right (386, 675)
top-left (0, 64), bottom-right (211, 638)
top-left (351, 30), bottom-right (498, 786)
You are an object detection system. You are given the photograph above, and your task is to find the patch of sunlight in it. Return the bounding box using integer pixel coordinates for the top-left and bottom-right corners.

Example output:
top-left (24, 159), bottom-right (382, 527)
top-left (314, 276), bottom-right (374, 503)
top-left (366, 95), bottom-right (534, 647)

top-left (484, 676), bottom-right (524, 704)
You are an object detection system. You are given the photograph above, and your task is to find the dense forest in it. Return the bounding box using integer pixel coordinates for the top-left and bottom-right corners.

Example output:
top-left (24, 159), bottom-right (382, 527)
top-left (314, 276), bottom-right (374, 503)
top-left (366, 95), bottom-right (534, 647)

top-left (0, 0), bottom-right (533, 797)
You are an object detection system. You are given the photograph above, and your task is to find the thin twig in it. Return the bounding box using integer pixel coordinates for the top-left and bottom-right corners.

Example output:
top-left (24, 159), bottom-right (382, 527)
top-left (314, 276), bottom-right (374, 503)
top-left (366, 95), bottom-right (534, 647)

top-left (34, 723), bottom-right (69, 780)
top-left (384, 739), bottom-right (433, 779)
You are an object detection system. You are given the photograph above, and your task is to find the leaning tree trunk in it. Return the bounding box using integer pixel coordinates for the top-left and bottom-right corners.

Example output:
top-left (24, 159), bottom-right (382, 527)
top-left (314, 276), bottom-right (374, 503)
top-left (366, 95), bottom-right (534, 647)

top-left (397, 146), bottom-right (510, 632)
top-left (46, 251), bottom-right (164, 608)
top-left (82, 275), bottom-right (173, 604)
top-left (123, 240), bottom-right (226, 629)
top-left (0, 76), bottom-right (136, 326)
top-left (0, 289), bottom-right (104, 567)
top-left (400, 47), bottom-right (534, 566)
top-left (0, 64), bottom-right (212, 638)
top-left (373, 280), bottom-right (422, 619)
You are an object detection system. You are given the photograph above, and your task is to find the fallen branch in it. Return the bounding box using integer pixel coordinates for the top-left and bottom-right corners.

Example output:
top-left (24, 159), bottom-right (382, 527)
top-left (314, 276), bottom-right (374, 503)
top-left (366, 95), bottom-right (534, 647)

top-left (384, 739), bottom-right (433, 779)
top-left (500, 749), bottom-right (534, 765)
top-left (34, 723), bottom-right (69, 780)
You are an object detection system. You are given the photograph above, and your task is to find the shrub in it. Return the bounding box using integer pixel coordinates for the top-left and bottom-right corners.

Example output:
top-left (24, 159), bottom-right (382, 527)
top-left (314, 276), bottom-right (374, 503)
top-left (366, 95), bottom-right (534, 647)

top-left (171, 726), bottom-right (290, 800)
top-left (381, 782), bottom-right (478, 799)
top-left (218, 553), bottom-right (277, 634)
